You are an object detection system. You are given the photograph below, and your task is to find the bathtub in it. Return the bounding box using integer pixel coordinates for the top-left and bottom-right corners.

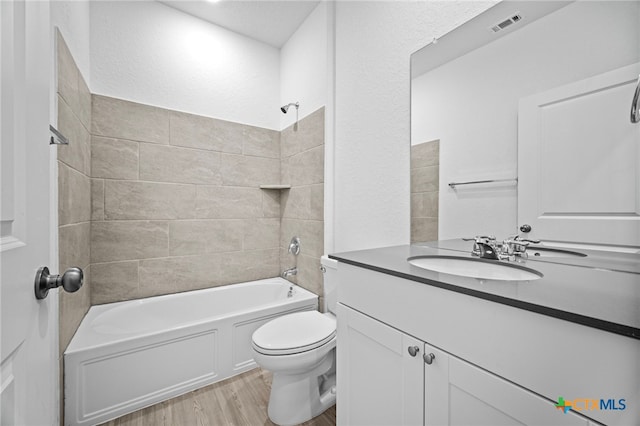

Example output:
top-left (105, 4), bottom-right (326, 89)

top-left (64, 278), bottom-right (318, 426)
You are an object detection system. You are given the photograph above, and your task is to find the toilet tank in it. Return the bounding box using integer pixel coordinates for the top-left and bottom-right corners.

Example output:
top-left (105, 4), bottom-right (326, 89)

top-left (320, 255), bottom-right (338, 314)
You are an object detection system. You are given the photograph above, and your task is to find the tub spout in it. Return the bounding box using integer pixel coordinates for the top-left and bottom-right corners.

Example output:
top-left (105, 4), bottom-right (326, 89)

top-left (282, 267), bottom-right (297, 278)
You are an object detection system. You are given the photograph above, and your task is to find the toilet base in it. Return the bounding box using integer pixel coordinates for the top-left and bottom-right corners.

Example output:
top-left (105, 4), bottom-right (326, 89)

top-left (267, 350), bottom-right (336, 426)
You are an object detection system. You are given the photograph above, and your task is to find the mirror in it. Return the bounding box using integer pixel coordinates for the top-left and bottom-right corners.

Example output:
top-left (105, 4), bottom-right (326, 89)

top-left (410, 1), bottom-right (640, 246)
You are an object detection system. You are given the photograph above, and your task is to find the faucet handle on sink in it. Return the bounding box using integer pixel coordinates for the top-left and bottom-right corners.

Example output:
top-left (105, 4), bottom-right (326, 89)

top-left (463, 236), bottom-right (497, 257)
top-left (463, 235), bottom-right (496, 245)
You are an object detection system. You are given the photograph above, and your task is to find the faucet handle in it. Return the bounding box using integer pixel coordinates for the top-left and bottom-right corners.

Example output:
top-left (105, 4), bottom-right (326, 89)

top-left (464, 236), bottom-right (496, 257)
top-left (508, 234), bottom-right (541, 245)
top-left (518, 237), bottom-right (541, 244)
top-left (463, 235), bottom-right (496, 243)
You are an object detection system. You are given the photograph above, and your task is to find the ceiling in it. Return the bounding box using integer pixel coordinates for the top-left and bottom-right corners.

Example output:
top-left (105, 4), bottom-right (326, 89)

top-left (159, 0), bottom-right (321, 48)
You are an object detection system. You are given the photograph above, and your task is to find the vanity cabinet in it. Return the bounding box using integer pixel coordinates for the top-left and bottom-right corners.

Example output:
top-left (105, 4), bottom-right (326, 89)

top-left (337, 303), bottom-right (593, 426)
top-left (334, 262), bottom-right (636, 425)
top-left (337, 303), bottom-right (422, 425)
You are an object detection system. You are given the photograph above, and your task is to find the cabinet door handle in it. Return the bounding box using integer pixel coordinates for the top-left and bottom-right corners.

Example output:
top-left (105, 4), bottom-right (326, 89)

top-left (407, 346), bottom-right (420, 357)
top-left (423, 353), bottom-right (435, 365)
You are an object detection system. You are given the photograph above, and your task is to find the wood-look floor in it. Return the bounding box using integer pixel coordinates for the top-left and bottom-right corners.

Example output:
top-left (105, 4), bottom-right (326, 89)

top-left (99, 368), bottom-right (336, 426)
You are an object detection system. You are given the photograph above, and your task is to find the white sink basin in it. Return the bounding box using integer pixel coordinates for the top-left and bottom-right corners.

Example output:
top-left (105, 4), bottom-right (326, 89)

top-left (408, 256), bottom-right (543, 281)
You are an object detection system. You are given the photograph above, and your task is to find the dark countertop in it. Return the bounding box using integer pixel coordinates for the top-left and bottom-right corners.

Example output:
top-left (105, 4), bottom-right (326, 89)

top-left (329, 242), bottom-right (640, 340)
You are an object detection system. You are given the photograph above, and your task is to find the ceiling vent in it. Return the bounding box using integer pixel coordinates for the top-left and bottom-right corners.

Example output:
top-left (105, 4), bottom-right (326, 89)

top-left (490, 13), bottom-right (522, 33)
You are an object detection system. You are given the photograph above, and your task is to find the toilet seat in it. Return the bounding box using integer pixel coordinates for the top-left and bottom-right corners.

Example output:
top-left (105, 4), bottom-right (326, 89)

top-left (252, 311), bottom-right (336, 356)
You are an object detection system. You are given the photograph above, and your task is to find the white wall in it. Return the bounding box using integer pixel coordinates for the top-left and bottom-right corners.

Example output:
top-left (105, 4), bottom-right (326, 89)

top-left (52, 1), bottom-right (91, 86)
top-left (90, 1), bottom-right (280, 130)
top-left (332, 1), bottom-right (495, 252)
top-left (412, 1), bottom-right (640, 240)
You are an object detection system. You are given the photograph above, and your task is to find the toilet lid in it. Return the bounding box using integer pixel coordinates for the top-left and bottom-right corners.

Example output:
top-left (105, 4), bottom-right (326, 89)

top-left (252, 311), bottom-right (336, 355)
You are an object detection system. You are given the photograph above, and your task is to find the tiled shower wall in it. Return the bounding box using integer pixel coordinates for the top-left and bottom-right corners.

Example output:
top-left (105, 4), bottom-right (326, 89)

top-left (56, 30), bottom-right (92, 423)
top-left (410, 140), bottom-right (439, 243)
top-left (56, 35), bottom-right (325, 312)
top-left (90, 96), bottom-right (284, 304)
top-left (280, 109), bottom-right (325, 305)
top-left (56, 30), bottom-right (92, 358)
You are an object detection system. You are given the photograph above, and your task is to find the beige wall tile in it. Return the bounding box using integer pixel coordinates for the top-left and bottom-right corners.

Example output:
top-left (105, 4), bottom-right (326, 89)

top-left (411, 191), bottom-right (439, 219)
top-left (281, 184), bottom-right (323, 221)
top-left (243, 126), bottom-right (280, 158)
top-left (295, 254), bottom-right (323, 297)
top-left (59, 266), bottom-right (90, 351)
top-left (281, 108), bottom-right (324, 158)
top-left (309, 184), bottom-right (324, 222)
top-left (243, 219), bottom-right (280, 250)
top-left (281, 219), bottom-right (324, 259)
top-left (57, 30), bottom-right (92, 402)
top-left (280, 247), bottom-right (296, 281)
top-left (58, 162), bottom-right (91, 226)
top-left (92, 95), bottom-right (169, 144)
top-left (139, 143), bottom-right (222, 185)
top-left (411, 140), bottom-right (439, 169)
top-left (220, 154), bottom-right (279, 187)
top-left (56, 30), bottom-right (79, 118)
top-left (411, 217), bottom-right (438, 243)
top-left (91, 221), bottom-right (169, 263)
top-left (58, 95), bottom-right (91, 175)
top-left (220, 249), bottom-right (279, 284)
top-left (82, 96), bottom-right (326, 305)
top-left (91, 261), bottom-right (140, 304)
top-left (411, 166), bottom-right (439, 193)
top-left (281, 186), bottom-right (314, 220)
top-left (195, 186), bottom-right (262, 219)
top-left (104, 180), bottom-right (196, 220)
top-left (261, 190), bottom-right (281, 218)
top-left (91, 179), bottom-right (105, 221)
top-left (59, 222), bottom-right (90, 271)
top-left (169, 111), bottom-right (242, 154)
top-left (281, 145), bottom-right (324, 186)
top-left (138, 255), bottom-right (223, 297)
top-left (77, 72), bottom-right (92, 131)
top-left (169, 220), bottom-right (244, 256)
top-left (91, 136), bottom-right (139, 180)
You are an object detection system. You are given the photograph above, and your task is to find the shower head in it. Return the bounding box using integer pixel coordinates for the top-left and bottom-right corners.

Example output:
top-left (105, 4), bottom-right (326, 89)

top-left (280, 102), bottom-right (299, 114)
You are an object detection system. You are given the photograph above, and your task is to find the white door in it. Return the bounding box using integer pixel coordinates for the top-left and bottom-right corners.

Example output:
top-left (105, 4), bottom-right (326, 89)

top-left (1, 0), bottom-right (57, 425)
top-left (518, 63), bottom-right (640, 248)
top-left (337, 303), bottom-right (423, 425)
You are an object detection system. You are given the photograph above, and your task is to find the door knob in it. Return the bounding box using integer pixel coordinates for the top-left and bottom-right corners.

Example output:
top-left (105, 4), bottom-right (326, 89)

top-left (423, 353), bottom-right (435, 365)
top-left (34, 266), bottom-right (83, 300)
top-left (407, 346), bottom-right (420, 357)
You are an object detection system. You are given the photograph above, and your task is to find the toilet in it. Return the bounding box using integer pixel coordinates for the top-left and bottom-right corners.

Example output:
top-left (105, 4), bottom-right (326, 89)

top-left (251, 255), bottom-right (338, 426)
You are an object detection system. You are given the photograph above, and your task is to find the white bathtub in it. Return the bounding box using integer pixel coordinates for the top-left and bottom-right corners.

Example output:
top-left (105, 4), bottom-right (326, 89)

top-left (64, 278), bottom-right (318, 426)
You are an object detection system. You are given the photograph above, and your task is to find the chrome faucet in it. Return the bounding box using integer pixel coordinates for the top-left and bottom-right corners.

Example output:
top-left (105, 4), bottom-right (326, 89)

top-left (282, 267), bottom-right (297, 278)
top-left (465, 235), bottom-right (541, 261)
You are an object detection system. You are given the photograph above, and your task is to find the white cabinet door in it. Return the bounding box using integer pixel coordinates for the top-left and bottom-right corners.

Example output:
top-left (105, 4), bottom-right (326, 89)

top-left (0, 0), bottom-right (56, 424)
top-left (423, 342), bottom-right (591, 426)
top-left (337, 303), bottom-right (423, 425)
top-left (518, 63), bottom-right (640, 247)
